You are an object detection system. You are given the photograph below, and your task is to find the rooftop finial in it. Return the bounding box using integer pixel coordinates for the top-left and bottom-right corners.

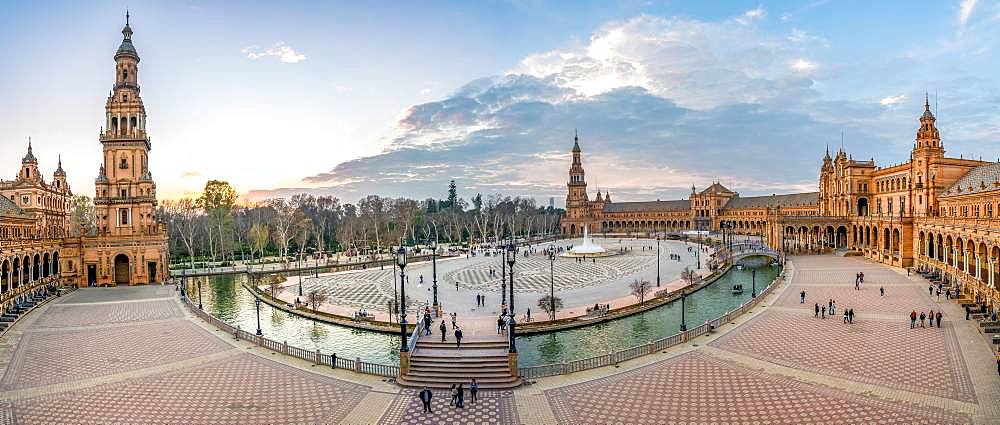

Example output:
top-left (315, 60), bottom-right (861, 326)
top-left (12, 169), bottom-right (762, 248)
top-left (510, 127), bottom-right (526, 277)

top-left (925, 92), bottom-right (930, 111)
top-left (126, 9), bottom-right (130, 26)
top-left (122, 9), bottom-right (134, 41)
top-left (574, 128), bottom-right (578, 142)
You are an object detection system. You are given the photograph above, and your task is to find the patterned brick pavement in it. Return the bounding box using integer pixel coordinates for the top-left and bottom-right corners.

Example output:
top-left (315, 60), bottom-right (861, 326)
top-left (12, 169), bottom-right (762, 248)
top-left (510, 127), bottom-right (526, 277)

top-left (776, 282), bottom-right (937, 313)
top-left (545, 351), bottom-right (969, 424)
top-left (32, 299), bottom-right (183, 328)
top-left (11, 354), bottom-right (368, 424)
top-left (709, 310), bottom-right (976, 402)
top-left (380, 389), bottom-right (519, 425)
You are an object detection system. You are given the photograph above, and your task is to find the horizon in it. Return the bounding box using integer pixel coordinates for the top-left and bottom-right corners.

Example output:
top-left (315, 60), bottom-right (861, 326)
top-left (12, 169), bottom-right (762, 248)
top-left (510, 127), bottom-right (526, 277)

top-left (2, 1), bottom-right (999, 207)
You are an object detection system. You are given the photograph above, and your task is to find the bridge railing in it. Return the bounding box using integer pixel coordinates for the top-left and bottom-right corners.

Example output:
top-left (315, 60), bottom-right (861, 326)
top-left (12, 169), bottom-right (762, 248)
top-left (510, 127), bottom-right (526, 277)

top-left (519, 269), bottom-right (784, 380)
top-left (180, 292), bottom-right (400, 378)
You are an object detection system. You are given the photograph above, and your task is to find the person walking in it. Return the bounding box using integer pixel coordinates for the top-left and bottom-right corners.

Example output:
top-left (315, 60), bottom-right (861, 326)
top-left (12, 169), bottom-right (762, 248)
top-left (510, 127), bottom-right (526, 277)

top-left (801, 290), bottom-right (806, 303)
top-left (935, 311), bottom-right (942, 328)
top-left (821, 306), bottom-right (826, 319)
top-left (451, 312), bottom-right (458, 330)
top-left (936, 288), bottom-right (941, 300)
top-left (419, 387), bottom-right (433, 413)
top-left (843, 309), bottom-right (849, 324)
top-left (880, 286), bottom-right (885, 297)
top-left (929, 285), bottom-right (934, 296)
top-left (919, 311), bottom-right (926, 327)
top-left (526, 307), bottom-right (531, 322)
top-left (439, 320), bottom-right (447, 342)
top-left (449, 384), bottom-right (458, 407)
top-left (470, 379), bottom-right (479, 404)
top-left (928, 309), bottom-right (935, 328)
top-left (424, 313), bottom-right (432, 336)
top-left (455, 327), bottom-right (463, 349)
top-left (815, 303), bottom-right (820, 318)
top-left (848, 308), bottom-right (854, 324)
top-left (910, 310), bottom-right (917, 328)
top-left (497, 315), bottom-right (504, 334)
top-left (966, 305), bottom-right (971, 320)
top-left (456, 383), bottom-right (465, 408)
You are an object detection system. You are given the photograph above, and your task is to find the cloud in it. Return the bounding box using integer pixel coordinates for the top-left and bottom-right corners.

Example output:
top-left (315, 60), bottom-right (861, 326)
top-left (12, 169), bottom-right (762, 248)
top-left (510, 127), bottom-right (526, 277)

top-left (181, 171), bottom-right (202, 178)
top-left (790, 58), bottom-right (817, 73)
top-left (420, 88), bottom-right (432, 94)
top-left (741, 6), bottom-right (767, 22)
top-left (879, 95), bottom-right (906, 107)
top-left (242, 42), bottom-right (307, 63)
top-left (959, 0), bottom-right (977, 28)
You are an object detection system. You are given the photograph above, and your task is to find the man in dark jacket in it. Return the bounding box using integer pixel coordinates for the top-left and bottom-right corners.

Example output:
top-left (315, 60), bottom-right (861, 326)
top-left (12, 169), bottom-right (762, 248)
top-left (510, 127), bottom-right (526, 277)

top-left (419, 387), bottom-right (433, 413)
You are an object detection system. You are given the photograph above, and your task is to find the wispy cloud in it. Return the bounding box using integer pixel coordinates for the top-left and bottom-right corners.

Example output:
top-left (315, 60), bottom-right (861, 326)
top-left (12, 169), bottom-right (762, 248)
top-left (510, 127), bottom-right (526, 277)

top-left (879, 95), bottom-right (906, 107)
top-left (791, 58), bottom-right (817, 73)
top-left (959, 0), bottom-right (977, 28)
top-left (181, 171), bottom-right (202, 178)
top-left (241, 42), bottom-right (307, 63)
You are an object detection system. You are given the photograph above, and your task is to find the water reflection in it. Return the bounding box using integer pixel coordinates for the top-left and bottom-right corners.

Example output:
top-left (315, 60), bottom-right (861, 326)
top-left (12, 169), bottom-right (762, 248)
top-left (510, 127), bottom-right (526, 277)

top-left (193, 263), bottom-right (779, 368)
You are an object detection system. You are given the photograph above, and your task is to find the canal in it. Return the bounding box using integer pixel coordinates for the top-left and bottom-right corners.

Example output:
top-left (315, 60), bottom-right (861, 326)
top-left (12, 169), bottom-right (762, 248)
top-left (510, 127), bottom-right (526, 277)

top-left (189, 257), bottom-right (779, 367)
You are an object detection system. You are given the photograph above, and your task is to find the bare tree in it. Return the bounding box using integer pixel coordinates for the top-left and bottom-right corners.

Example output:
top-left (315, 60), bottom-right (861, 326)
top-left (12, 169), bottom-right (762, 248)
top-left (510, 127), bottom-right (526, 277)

top-left (307, 289), bottom-right (328, 311)
top-left (537, 294), bottom-right (564, 320)
top-left (269, 198), bottom-right (297, 265)
top-left (629, 279), bottom-right (652, 305)
top-left (163, 198), bottom-right (200, 268)
top-left (681, 267), bottom-right (700, 288)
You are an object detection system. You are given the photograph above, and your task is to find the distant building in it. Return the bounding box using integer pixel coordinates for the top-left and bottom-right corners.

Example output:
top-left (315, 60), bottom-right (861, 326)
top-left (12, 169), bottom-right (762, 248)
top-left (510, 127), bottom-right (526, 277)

top-left (1, 15), bottom-right (168, 291)
top-left (549, 197), bottom-right (554, 209)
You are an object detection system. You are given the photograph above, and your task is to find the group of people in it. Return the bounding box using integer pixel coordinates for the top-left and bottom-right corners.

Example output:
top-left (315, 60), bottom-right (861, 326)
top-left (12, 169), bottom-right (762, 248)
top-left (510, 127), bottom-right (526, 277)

top-left (910, 309), bottom-right (943, 328)
top-left (854, 272), bottom-right (865, 290)
top-left (813, 300), bottom-right (855, 324)
top-left (418, 379), bottom-right (480, 413)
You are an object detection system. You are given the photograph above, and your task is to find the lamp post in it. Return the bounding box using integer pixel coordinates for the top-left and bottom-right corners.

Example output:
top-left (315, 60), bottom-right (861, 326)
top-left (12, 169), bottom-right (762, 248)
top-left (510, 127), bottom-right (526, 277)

top-left (507, 242), bottom-right (517, 353)
top-left (679, 287), bottom-right (687, 332)
top-left (656, 236), bottom-right (661, 287)
top-left (246, 270), bottom-right (263, 336)
top-left (431, 239), bottom-right (439, 310)
top-left (500, 239), bottom-right (508, 308)
top-left (548, 246), bottom-right (556, 320)
top-left (197, 279), bottom-right (203, 310)
top-left (298, 252), bottom-right (304, 297)
top-left (396, 247), bottom-right (409, 352)
top-left (751, 268), bottom-right (757, 298)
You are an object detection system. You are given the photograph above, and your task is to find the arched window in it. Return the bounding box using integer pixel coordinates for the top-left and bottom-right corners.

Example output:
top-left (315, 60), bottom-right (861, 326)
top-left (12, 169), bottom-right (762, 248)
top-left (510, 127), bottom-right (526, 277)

top-left (120, 156), bottom-right (128, 169)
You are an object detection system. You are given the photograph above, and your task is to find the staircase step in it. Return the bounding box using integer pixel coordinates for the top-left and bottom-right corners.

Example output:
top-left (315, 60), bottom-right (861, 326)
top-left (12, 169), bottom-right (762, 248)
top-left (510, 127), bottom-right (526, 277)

top-left (409, 365), bottom-right (510, 373)
top-left (406, 371), bottom-right (514, 380)
top-left (396, 376), bottom-right (522, 390)
top-left (410, 355), bottom-right (510, 363)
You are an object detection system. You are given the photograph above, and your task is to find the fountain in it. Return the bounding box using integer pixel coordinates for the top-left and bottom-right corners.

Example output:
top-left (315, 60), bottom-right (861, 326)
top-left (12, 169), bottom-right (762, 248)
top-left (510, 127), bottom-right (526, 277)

top-left (563, 225), bottom-right (613, 257)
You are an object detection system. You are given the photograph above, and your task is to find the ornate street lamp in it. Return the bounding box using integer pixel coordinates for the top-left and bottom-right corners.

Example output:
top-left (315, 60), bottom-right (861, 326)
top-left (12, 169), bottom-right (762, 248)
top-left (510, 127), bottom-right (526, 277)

top-left (751, 268), bottom-right (757, 298)
top-left (507, 242), bottom-right (517, 353)
top-left (656, 236), bottom-right (661, 287)
top-left (679, 287), bottom-right (687, 332)
top-left (246, 271), bottom-right (263, 336)
top-left (396, 246), bottom-right (409, 352)
top-left (298, 252), bottom-right (304, 297)
top-left (548, 246), bottom-right (556, 320)
top-left (197, 279), bottom-right (203, 310)
top-left (500, 240), bottom-right (507, 308)
top-left (431, 238), bottom-right (439, 310)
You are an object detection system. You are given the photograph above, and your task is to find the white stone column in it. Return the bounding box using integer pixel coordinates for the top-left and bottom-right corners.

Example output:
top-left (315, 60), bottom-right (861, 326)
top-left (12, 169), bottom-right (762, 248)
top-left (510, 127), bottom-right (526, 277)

top-left (964, 250), bottom-right (969, 274)
top-left (975, 255), bottom-right (981, 280)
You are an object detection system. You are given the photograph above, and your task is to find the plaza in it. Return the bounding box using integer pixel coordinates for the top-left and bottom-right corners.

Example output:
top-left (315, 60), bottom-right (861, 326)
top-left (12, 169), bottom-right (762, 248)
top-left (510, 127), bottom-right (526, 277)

top-left (0, 255), bottom-right (996, 423)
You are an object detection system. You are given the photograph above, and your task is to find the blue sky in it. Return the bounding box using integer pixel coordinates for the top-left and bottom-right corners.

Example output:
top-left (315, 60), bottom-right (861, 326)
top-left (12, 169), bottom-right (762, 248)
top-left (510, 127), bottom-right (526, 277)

top-left (1, 1), bottom-right (999, 204)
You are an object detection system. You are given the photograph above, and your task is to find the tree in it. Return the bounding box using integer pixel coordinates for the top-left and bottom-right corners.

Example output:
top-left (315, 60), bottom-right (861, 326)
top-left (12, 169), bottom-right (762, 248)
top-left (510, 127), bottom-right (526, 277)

top-left (307, 289), bottom-right (328, 311)
top-left (268, 278), bottom-right (281, 298)
top-left (269, 198), bottom-right (297, 265)
top-left (681, 267), bottom-right (700, 288)
top-left (68, 195), bottom-right (96, 237)
top-left (537, 294), bottom-right (564, 320)
top-left (447, 180), bottom-right (458, 210)
top-left (162, 198), bottom-right (200, 267)
top-left (198, 180), bottom-right (238, 263)
top-left (629, 279), bottom-right (652, 305)
top-left (249, 222), bottom-right (269, 264)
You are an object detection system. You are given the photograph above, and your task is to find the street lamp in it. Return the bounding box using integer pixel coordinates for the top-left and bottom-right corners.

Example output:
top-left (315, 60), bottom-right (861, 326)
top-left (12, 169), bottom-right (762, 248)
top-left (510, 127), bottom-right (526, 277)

top-left (197, 279), bottom-right (203, 310)
top-left (500, 240), bottom-right (507, 308)
top-left (431, 239), bottom-right (439, 310)
top-left (506, 242), bottom-right (517, 353)
top-left (246, 270), bottom-right (263, 336)
top-left (751, 268), bottom-right (757, 298)
top-left (656, 236), bottom-right (661, 287)
top-left (298, 252), bottom-right (304, 297)
top-left (548, 246), bottom-right (556, 320)
top-left (396, 246), bottom-right (409, 352)
top-left (679, 287), bottom-right (687, 332)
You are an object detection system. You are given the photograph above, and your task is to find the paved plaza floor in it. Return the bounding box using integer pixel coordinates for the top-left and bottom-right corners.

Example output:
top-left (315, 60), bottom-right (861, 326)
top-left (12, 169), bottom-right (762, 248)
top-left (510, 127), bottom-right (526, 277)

top-left (0, 255), bottom-right (997, 423)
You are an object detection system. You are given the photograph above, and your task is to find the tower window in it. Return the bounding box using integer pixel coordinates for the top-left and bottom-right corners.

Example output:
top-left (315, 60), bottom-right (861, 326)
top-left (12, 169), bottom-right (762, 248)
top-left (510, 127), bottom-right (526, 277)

top-left (120, 158), bottom-right (128, 169)
top-left (119, 208), bottom-right (129, 226)
top-left (120, 189), bottom-right (127, 198)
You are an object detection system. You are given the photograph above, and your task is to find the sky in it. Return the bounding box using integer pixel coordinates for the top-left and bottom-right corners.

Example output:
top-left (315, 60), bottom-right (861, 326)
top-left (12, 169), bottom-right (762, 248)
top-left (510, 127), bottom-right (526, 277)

top-left (1, 0), bottom-right (999, 206)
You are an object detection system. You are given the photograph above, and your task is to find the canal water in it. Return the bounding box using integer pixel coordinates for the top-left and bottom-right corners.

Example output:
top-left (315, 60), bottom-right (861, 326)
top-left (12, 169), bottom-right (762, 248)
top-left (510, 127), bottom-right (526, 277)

top-left (190, 257), bottom-right (779, 367)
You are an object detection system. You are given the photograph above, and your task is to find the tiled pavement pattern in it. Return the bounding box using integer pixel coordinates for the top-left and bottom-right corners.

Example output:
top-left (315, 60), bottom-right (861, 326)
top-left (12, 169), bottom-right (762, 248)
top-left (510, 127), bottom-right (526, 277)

top-left (545, 351), bottom-right (970, 424)
top-left (31, 299), bottom-right (183, 328)
top-left (709, 309), bottom-right (977, 401)
top-left (443, 253), bottom-right (655, 293)
top-left (12, 354), bottom-right (367, 424)
top-left (379, 389), bottom-right (519, 425)
top-left (775, 280), bottom-right (937, 313)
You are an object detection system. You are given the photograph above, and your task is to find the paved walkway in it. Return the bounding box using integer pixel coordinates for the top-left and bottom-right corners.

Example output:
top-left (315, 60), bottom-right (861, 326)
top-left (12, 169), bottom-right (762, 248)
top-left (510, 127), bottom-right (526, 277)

top-left (0, 255), bottom-right (997, 423)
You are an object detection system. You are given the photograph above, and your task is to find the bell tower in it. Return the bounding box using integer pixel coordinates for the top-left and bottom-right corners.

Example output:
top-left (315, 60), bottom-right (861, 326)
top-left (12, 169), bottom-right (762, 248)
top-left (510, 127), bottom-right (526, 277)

top-left (566, 131), bottom-right (590, 219)
top-left (94, 12), bottom-right (158, 238)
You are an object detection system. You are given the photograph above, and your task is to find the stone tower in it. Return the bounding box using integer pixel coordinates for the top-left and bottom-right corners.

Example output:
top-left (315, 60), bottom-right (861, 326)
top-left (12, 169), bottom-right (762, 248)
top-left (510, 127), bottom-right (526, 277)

top-left (94, 12), bottom-right (158, 238)
top-left (564, 131), bottom-right (590, 235)
top-left (911, 93), bottom-right (945, 216)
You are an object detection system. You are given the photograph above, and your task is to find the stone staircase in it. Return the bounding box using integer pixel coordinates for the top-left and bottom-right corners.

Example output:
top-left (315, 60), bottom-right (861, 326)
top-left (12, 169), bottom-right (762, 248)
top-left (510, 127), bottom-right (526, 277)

top-left (396, 336), bottom-right (522, 389)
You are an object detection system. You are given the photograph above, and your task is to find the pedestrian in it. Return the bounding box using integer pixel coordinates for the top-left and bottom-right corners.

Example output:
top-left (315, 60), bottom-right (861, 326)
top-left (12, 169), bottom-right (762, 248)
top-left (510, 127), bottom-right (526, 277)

top-left (455, 327), bottom-right (463, 349)
top-left (848, 308), bottom-right (854, 324)
top-left (935, 311), bottom-right (942, 328)
top-left (527, 307), bottom-right (531, 322)
top-left (424, 313), bottom-right (432, 336)
top-left (860, 272), bottom-right (864, 283)
top-left (920, 312), bottom-right (926, 327)
top-left (470, 379), bottom-right (479, 404)
top-left (928, 309), bottom-right (935, 327)
top-left (451, 312), bottom-right (457, 329)
top-left (419, 387), bottom-right (433, 413)
top-left (440, 320), bottom-right (447, 342)
top-left (946, 288), bottom-right (951, 300)
top-left (929, 285), bottom-right (933, 296)
top-left (936, 289), bottom-right (941, 300)
top-left (966, 305), bottom-right (971, 320)
top-left (880, 286), bottom-right (885, 296)
top-left (449, 384), bottom-right (458, 406)
top-left (497, 315), bottom-right (504, 334)
top-left (800, 290), bottom-right (806, 303)
top-left (910, 310), bottom-right (917, 328)
top-left (455, 281), bottom-right (459, 291)
top-left (821, 306), bottom-right (826, 319)
top-left (843, 309), bottom-right (849, 324)
top-left (815, 303), bottom-right (820, 317)
top-left (456, 383), bottom-right (465, 408)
